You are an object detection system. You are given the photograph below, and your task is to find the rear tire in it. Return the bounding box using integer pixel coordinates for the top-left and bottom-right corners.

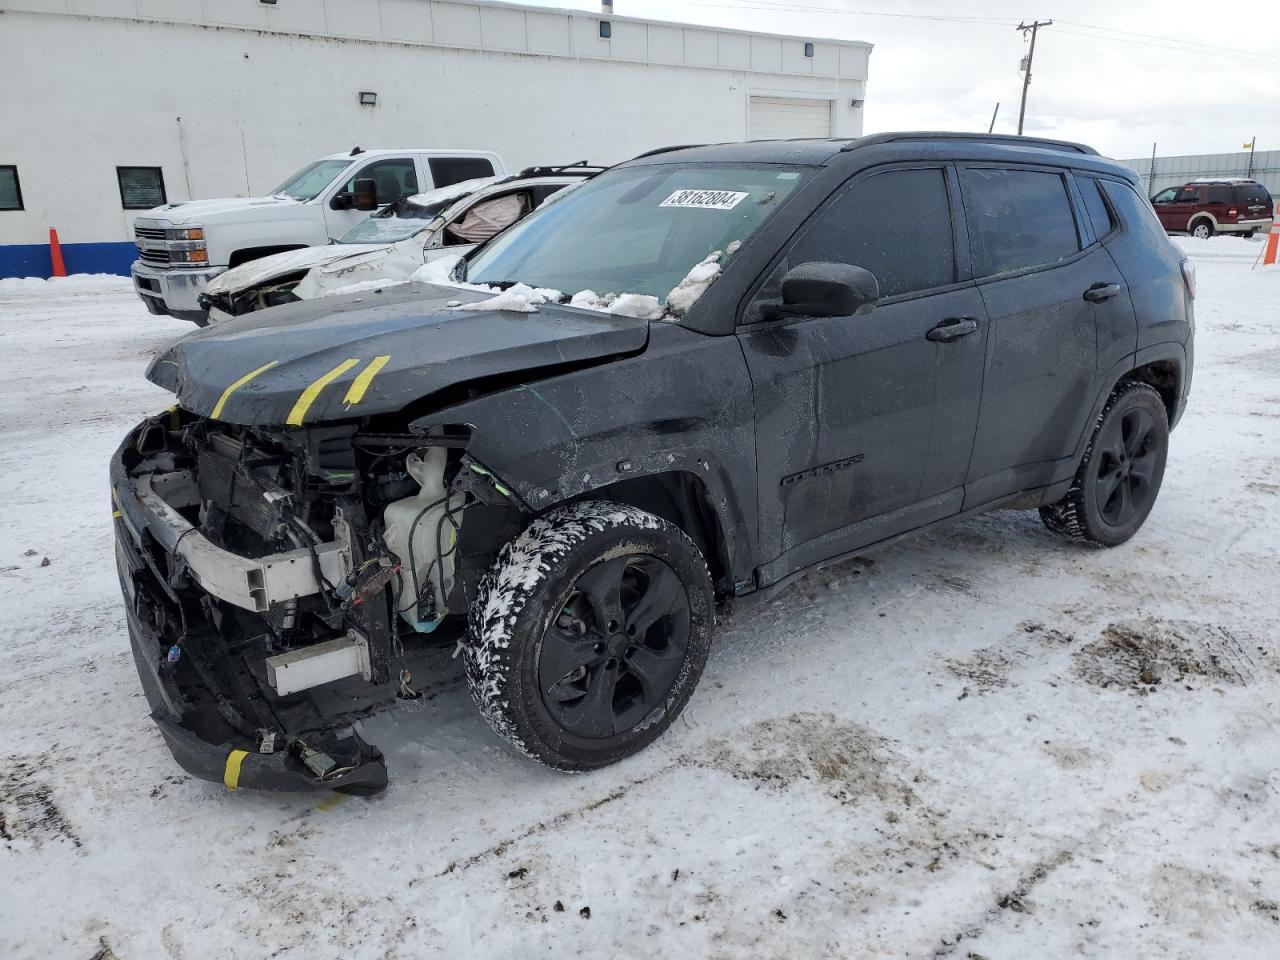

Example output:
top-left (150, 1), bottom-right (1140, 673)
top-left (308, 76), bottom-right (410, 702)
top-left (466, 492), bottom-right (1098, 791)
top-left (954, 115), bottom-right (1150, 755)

top-left (1040, 382), bottom-right (1169, 547)
top-left (466, 501), bottom-right (713, 770)
top-left (1190, 219), bottom-right (1214, 239)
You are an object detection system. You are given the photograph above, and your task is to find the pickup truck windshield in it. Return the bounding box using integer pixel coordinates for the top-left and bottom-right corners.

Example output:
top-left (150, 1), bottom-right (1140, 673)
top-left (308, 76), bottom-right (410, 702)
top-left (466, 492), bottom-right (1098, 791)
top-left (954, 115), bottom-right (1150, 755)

top-left (466, 163), bottom-right (812, 301)
top-left (339, 196), bottom-right (454, 243)
top-left (271, 159), bottom-right (352, 201)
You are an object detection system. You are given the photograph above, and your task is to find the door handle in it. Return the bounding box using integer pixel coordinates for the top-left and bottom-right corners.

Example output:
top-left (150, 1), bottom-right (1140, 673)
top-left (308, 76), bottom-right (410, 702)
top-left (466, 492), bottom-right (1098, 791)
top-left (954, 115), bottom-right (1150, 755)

top-left (1083, 282), bottom-right (1122, 303)
top-left (926, 317), bottom-right (979, 342)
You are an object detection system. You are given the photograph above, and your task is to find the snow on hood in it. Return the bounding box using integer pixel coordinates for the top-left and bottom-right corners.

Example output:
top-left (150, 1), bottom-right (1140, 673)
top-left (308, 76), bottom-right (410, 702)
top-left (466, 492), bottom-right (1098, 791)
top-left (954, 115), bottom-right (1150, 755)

top-left (147, 284), bottom-right (650, 426)
top-left (205, 243), bottom-right (392, 295)
top-left (139, 195), bottom-right (307, 225)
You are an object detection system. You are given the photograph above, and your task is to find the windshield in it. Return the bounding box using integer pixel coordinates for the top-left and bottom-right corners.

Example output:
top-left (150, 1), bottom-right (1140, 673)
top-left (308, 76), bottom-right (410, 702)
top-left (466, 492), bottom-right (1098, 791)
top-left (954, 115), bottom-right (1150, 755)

top-left (270, 159), bottom-right (352, 201)
top-left (466, 163), bottom-right (812, 301)
top-left (339, 196), bottom-right (452, 243)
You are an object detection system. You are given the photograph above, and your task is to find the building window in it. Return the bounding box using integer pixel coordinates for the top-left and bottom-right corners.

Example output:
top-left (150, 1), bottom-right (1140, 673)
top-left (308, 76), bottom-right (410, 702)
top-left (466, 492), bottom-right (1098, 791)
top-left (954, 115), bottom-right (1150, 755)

top-left (0, 166), bottom-right (22, 211)
top-left (117, 166), bottom-right (167, 209)
top-left (599, 20), bottom-right (611, 38)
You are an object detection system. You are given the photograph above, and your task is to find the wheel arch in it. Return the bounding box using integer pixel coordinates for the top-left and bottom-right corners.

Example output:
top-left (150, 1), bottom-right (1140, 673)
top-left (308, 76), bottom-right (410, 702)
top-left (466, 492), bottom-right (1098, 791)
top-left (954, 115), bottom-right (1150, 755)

top-left (1186, 211), bottom-right (1217, 232)
top-left (1066, 342), bottom-right (1187, 476)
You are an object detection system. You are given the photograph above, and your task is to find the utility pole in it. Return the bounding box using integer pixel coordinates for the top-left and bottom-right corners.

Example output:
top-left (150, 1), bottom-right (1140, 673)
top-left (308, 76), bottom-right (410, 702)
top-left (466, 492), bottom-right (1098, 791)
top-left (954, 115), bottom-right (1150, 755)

top-left (1015, 20), bottom-right (1053, 136)
top-left (1244, 136), bottom-right (1256, 178)
top-left (1148, 141), bottom-right (1158, 196)
top-left (988, 101), bottom-right (1000, 134)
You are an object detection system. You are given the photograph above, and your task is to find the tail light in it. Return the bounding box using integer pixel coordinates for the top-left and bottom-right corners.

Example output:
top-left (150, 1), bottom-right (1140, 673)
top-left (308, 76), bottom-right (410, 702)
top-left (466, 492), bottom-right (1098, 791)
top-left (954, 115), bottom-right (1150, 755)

top-left (1228, 207), bottom-right (1238, 219)
top-left (1180, 259), bottom-right (1196, 300)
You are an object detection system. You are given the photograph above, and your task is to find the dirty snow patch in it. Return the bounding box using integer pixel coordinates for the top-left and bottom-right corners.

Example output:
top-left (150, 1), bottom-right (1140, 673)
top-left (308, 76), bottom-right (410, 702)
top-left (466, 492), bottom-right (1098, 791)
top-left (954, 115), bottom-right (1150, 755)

top-left (665, 250), bottom-right (723, 317)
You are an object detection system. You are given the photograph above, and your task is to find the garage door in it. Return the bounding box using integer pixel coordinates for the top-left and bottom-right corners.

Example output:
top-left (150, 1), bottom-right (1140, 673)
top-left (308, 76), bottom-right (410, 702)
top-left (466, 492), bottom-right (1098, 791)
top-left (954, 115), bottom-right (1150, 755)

top-left (749, 96), bottom-right (832, 140)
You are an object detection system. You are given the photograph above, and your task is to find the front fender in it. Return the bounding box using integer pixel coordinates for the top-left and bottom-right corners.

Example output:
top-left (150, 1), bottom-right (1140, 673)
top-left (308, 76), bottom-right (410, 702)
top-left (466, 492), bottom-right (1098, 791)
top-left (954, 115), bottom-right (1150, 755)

top-left (410, 323), bottom-right (759, 586)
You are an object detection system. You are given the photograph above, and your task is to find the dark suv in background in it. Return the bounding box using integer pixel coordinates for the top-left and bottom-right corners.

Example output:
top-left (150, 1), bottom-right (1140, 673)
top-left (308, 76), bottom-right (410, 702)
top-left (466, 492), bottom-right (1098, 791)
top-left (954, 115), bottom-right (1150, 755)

top-left (113, 132), bottom-right (1195, 793)
top-left (1151, 177), bottom-right (1273, 238)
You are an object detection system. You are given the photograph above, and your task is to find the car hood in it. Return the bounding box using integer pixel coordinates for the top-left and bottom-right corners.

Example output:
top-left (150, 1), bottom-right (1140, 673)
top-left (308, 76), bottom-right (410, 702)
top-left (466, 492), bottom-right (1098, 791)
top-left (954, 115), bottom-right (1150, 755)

top-left (147, 283), bottom-right (650, 426)
top-left (141, 196), bottom-right (311, 225)
top-left (204, 243), bottom-right (393, 295)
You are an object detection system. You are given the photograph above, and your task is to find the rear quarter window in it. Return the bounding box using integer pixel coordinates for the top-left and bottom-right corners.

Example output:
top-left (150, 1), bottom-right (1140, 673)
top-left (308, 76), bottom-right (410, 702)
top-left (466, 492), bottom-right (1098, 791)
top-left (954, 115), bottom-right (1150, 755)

top-left (1078, 176), bottom-right (1115, 240)
top-left (960, 168), bottom-right (1080, 278)
top-left (1206, 185), bottom-right (1232, 203)
top-left (1099, 179), bottom-right (1169, 243)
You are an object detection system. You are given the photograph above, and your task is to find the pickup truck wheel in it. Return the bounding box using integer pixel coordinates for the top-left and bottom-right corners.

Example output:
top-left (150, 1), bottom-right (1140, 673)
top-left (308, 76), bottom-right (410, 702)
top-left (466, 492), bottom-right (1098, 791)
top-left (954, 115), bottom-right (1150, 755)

top-left (1039, 382), bottom-right (1168, 547)
top-left (466, 501), bottom-right (713, 770)
top-left (1190, 219), bottom-right (1214, 239)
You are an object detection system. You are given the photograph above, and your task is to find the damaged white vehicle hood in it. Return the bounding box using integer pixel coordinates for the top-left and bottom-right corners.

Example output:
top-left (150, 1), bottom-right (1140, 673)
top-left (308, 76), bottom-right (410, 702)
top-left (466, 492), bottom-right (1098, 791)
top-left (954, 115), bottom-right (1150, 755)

top-left (204, 243), bottom-right (393, 295)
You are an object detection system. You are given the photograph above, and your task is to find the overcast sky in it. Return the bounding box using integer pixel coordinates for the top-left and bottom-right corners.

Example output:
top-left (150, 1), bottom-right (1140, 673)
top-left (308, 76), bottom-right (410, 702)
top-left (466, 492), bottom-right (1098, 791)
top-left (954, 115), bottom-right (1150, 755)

top-left (527, 0), bottom-right (1279, 160)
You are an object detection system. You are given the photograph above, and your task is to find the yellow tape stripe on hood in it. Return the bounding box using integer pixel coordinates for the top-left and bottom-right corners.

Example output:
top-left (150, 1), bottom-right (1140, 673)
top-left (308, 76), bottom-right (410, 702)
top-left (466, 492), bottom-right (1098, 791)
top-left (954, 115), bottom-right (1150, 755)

top-left (287, 358), bottom-right (361, 426)
top-left (342, 355), bottom-right (392, 408)
top-left (224, 749), bottom-right (249, 790)
top-left (211, 360), bottom-right (278, 420)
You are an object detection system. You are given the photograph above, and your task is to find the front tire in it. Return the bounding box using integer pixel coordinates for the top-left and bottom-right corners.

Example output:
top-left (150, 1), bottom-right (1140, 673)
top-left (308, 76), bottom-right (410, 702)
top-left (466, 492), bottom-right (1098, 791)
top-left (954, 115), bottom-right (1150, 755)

top-left (466, 501), bottom-right (714, 770)
top-left (1040, 382), bottom-right (1169, 547)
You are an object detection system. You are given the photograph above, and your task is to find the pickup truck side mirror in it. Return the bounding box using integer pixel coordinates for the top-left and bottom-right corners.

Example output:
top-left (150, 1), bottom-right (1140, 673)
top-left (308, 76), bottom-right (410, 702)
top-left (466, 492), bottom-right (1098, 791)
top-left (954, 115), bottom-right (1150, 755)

top-left (763, 262), bottom-right (879, 320)
top-left (352, 178), bottom-right (379, 212)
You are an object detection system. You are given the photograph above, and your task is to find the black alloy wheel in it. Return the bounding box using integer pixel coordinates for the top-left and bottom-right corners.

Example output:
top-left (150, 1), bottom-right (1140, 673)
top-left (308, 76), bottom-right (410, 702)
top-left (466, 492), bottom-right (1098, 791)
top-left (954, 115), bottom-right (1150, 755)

top-left (539, 556), bottom-right (691, 739)
top-left (466, 501), bottom-right (713, 770)
top-left (1039, 381), bottom-right (1169, 547)
top-left (1093, 405), bottom-right (1160, 527)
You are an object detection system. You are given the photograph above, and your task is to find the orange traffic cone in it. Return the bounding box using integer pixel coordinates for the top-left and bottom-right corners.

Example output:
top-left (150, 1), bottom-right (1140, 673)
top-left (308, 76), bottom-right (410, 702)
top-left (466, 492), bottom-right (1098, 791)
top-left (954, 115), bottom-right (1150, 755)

top-left (49, 228), bottom-right (67, 277)
top-left (1262, 221), bottom-right (1279, 267)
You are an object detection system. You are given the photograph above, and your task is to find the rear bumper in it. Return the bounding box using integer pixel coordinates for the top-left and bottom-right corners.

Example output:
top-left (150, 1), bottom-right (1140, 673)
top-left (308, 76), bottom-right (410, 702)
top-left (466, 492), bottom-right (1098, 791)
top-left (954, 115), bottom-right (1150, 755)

top-left (1217, 218), bottom-right (1272, 234)
top-left (131, 260), bottom-right (225, 321)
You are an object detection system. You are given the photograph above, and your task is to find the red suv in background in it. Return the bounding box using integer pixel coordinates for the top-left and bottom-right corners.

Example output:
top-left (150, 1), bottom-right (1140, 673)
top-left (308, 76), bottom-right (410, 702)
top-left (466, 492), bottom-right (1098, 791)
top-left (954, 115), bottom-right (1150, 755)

top-left (1151, 178), bottom-right (1274, 238)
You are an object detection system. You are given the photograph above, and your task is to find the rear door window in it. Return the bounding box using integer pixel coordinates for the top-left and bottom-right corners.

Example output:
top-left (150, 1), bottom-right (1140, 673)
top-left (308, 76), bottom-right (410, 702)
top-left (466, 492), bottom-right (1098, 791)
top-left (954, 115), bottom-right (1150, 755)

top-left (960, 167), bottom-right (1080, 278)
top-left (1174, 185), bottom-right (1200, 202)
top-left (1078, 176), bottom-right (1115, 240)
top-left (782, 167), bottom-right (956, 299)
top-left (429, 156), bottom-right (495, 188)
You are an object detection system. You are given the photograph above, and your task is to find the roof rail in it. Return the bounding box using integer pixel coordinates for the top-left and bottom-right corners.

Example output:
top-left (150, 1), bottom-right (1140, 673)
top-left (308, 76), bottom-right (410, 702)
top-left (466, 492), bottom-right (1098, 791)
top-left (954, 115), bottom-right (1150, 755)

top-left (843, 131), bottom-right (1099, 156)
top-left (516, 160), bottom-right (609, 177)
top-left (627, 144), bottom-right (706, 161)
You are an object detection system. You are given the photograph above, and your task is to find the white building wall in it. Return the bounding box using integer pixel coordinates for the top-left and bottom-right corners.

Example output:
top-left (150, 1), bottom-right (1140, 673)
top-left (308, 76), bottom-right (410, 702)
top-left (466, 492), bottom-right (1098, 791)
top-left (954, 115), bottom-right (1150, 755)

top-left (0, 0), bottom-right (870, 271)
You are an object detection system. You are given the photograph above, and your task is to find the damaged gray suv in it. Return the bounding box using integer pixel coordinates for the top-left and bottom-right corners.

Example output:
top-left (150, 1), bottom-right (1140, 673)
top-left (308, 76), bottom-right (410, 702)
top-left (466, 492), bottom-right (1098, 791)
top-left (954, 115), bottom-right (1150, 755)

top-left (112, 133), bottom-right (1194, 793)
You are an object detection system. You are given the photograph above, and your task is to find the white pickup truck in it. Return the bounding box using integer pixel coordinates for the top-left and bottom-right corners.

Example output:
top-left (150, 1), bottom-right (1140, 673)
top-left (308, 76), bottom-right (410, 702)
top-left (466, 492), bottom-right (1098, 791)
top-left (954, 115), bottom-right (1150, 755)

top-left (130, 147), bottom-right (505, 323)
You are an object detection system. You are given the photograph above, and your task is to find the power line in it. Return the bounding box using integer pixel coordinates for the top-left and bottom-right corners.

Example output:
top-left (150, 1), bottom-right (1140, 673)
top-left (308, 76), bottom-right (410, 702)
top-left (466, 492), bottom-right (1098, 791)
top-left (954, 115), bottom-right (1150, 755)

top-left (656, 0), bottom-right (1280, 64)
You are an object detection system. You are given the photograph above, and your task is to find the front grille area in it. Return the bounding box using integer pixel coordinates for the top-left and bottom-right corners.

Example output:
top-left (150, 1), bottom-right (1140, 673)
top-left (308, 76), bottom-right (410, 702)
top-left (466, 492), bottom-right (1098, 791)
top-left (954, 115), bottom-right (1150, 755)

top-left (137, 248), bottom-right (172, 266)
top-left (134, 226), bottom-right (167, 241)
top-left (135, 225), bottom-right (171, 266)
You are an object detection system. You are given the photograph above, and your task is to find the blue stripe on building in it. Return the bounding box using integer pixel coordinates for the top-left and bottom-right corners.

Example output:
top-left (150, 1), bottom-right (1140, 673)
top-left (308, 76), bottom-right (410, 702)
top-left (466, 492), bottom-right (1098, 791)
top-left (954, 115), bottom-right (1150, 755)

top-left (0, 241), bottom-right (136, 279)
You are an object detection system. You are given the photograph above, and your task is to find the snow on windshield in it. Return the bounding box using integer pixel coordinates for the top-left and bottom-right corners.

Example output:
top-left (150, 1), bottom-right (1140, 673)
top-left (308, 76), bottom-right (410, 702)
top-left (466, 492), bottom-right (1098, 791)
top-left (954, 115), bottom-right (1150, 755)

top-left (465, 164), bottom-right (808, 303)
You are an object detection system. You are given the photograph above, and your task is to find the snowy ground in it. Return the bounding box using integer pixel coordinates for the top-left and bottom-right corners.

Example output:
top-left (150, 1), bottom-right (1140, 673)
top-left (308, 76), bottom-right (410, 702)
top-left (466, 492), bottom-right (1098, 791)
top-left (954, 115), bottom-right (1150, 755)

top-left (2, 241), bottom-right (1279, 959)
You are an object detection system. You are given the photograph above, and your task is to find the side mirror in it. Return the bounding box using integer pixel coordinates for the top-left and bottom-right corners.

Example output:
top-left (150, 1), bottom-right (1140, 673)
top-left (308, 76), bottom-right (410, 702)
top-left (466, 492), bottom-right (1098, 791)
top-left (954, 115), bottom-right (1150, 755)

top-left (352, 178), bottom-right (379, 211)
top-left (765, 262), bottom-right (878, 319)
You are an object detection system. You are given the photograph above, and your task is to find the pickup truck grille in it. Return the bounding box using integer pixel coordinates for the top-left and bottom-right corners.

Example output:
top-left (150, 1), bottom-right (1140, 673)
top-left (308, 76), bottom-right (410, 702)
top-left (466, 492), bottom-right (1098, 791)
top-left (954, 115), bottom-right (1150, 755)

top-left (134, 225), bottom-right (172, 266)
top-left (137, 249), bottom-right (172, 266)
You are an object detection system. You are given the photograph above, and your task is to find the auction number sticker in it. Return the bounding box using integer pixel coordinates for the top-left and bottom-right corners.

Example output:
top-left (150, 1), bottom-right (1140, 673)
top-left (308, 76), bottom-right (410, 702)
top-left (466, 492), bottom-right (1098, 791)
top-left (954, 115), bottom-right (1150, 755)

top-left (660, 189), bottom-right (749, 211)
